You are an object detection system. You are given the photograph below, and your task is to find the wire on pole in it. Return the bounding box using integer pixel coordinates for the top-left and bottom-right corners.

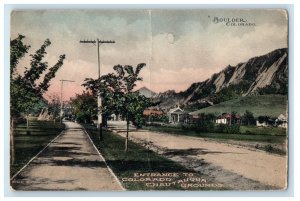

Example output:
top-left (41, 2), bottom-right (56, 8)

top-left (79, 38), bottom-right (115, 141)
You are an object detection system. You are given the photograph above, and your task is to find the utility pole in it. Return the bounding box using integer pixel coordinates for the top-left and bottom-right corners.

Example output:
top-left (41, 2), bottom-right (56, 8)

top-left (60, 79), bottom-right (75, 124)
top-left (80, 39), bottom-right (115, 141)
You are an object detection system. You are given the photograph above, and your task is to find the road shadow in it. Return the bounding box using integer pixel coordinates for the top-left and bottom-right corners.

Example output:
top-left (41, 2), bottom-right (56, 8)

top-left (163, 148), bottom-right (246, 156)
top-left (50, 158), bottom-right (107, 168)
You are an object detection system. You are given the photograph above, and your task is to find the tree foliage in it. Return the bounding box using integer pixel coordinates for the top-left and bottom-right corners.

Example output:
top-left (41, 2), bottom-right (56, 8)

top-left (83, 63), bottom-right (150, 152)
top-left (242, 110), bottom-right (256, 125)
top-left (69, 91), bottom-right (97, 123)
top-left (10, 34), bottom-right (66, 118)
top-left (47, 93), bottom-right (61, 119)
top-left (83, 63), bottom-right (151, 127)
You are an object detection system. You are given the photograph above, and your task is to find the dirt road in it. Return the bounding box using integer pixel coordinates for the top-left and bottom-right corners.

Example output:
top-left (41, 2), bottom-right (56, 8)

top-left (11, 121), bottom-right (124, 191)
top-left (108, 121), bottom-right (287, 190)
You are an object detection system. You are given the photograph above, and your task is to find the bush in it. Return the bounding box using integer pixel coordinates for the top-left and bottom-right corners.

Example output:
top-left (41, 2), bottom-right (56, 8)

top-left (215, 124), bottom-right (240, 134)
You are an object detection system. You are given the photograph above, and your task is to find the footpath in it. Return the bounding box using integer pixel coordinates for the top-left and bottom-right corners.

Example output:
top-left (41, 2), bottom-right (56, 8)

top-left (11, 121), bottom-right (124, 191)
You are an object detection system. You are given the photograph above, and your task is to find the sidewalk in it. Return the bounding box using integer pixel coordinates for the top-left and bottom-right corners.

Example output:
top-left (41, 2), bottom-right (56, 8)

top-left (11, 121), bottom-right (124, 191)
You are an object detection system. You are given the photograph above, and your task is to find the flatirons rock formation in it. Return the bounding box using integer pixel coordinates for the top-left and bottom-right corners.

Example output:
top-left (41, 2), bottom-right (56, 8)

top-left (152, 48), bottom-right (288, 110)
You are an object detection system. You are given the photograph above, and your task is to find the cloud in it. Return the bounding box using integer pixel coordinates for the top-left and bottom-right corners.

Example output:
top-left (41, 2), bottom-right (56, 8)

top-left (148, 21), bottom-right (287, 93)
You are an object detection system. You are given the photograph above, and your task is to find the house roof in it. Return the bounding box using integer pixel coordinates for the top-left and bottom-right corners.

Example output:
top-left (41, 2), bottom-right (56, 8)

top-left (168, 106), bottom-right (183, 114)
top-left (143, 109), bottom-right (164, 116)
top-left (277, 114), bottom-right (287, 121)
top-left (217, 113), bottom-right (241, 119)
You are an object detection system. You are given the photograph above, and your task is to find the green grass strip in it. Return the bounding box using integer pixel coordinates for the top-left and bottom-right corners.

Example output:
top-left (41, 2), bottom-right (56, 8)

top-left (11, 120), bottom-right (65, 177)
top-left (83, 124), bottom-right (227, 191)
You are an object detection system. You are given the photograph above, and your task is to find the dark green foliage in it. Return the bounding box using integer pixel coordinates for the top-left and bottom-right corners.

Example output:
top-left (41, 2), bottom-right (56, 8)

top-left (186, 113), bottom-right (216, 132)
top-left (215, 124), bottom-right (240, 134)
top-left (38, 55), bottom-right (66, 93)
top-left (23, 39), bottom-right (51, 87)
top-left (188, 83), bottom-right (216, 102)
top-left (83, 63), bottom-right (151, 128)
top-left (223, 65), bottom-right (235, 83)
top-left (146, 125), bottom-right (286, 144)
top-left (10, 35), bottom-right (31, 77)
top-left (242, 110), bottom-right (256, 125)
top-left (257, 116), bottom-right (275, 126)
top-left (147, 114), bottom-right (169, 123)
top-left (11, 120), bottom-right (65, 177)
top-left (47, 94), bottom-right (61, 119)
top-left (69, 91), bottom-right (97, 124)
top-left (211, 82), bottom-right (250, 104)
top-left (10, 35), bottom-right (66, 118)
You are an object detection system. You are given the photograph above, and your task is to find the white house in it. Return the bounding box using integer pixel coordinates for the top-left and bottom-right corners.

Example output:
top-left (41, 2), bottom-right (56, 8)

top-left (215, 113), bottom-right (241, 125)
top-left (216, 118), bottom-right (227, 124)
top-left (276, 114), bottom-right (288, 128)
top-left (167, 106), bottom-right (188, 124)
top-left (256, 120), bottom-right (268, 127)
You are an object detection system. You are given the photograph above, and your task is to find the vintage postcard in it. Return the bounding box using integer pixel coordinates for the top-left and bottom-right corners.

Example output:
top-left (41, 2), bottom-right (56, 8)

top-left (10, 9), bottom-right (288, 191)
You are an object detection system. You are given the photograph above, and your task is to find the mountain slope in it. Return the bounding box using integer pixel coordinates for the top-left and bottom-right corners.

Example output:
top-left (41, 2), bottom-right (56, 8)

top-left (153, 48), bottom-right (288, 110)
top-left (189, 94), bottom-right (287, 118)
top-left (137, 86), bottom-right (157, 98)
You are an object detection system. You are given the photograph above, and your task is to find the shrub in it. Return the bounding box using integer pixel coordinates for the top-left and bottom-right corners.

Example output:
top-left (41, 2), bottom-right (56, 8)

top-left (215, 124), bottom-right (240, 134)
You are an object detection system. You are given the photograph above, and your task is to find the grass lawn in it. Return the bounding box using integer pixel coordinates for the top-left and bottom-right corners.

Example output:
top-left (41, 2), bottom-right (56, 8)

top-left (240, 125), bottom-right (287, 136)
top-left (145, 125), bottom-right (287, 144)
top-left (11, 120), bottom-right (65, 177)
top-left (190, 94), bottom-right (287, 118)
top-left (83, 124), bottom-right (225, 190)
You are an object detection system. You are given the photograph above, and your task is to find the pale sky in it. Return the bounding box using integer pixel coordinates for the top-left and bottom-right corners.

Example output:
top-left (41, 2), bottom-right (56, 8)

top-left (11, 9), bottom-right (288, 101)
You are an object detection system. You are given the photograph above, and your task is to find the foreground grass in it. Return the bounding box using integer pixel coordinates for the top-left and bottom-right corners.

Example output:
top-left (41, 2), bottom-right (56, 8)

top-left (145, 125), bottom-right (287, 144)
top-left (240, 125), bottom-right (287, 136)
top-left (83, 124), bottom-right (225, 190)
top-left (11, 120), bottom-right (65, 177)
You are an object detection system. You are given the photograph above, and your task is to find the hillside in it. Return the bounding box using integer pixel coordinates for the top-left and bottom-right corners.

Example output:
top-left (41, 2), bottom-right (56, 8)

top-left (152, 48), bottom-right (288, 110)
top-left (137, 86), bottom-right (157, 98)
top-left (189, 94), bottom-right (287, 118)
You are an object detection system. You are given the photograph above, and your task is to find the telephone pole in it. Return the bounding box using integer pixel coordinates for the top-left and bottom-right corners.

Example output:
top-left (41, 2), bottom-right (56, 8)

top-left (60, 79), bottom-right (75, 124)
top-left (80, 39), bottom-right (115, 141)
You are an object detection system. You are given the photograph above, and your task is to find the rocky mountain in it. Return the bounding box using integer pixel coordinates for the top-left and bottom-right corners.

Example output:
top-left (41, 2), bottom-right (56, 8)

top-left (152, 48), bottom-right (288, 111)
top-left (137, 86), bottom-right (157, 98)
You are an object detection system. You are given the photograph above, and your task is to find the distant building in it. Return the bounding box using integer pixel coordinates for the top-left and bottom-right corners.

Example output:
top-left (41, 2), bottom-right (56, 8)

top-left (143, 109), bottom-right (164, 116)
top-left (276, 114), bottom-right (288, 128)
top-left (256, 120), bottom-right (268, 127)
top-left (168, 106), bottom-right (188, 124)
top-left (143, 109), bottom-right (164, 122)
top-left (256, 116), bottom-right (275, 127)
top-left (110, 114), bottom-right (122, 121)
top-left (215, 113), bottom-right (241, 125)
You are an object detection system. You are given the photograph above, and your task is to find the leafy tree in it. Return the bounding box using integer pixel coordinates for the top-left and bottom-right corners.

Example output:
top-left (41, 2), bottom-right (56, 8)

top-left (47, 93), bottom-right (61, 124)
top-left (10, 34), bottom-right (65, 164)
top-left (83, 63), bottom-right (150, 151)
top-left (242, 110), bottom-right (255, 125)
top-left (69, 91), bottom-right (97, 124)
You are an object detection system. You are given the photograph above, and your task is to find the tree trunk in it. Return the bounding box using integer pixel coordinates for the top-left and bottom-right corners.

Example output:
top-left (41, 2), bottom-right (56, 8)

top-left (26, 114), bottom-right (31, 135)
top-left (10, 118), bottom-right (15, 165)
top-left (125, 116), bottom-right (129, 152)
top-left (99, 123), bottom-right (103, 141)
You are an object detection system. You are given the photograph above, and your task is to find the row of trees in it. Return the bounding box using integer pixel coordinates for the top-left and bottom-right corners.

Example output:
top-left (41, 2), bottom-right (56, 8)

top-left (69, 63), bottom-right (151, 151)
top-left (11, 35), bottom-right (150, 155)
top-left (10, 35), bottom-right (66, 163)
